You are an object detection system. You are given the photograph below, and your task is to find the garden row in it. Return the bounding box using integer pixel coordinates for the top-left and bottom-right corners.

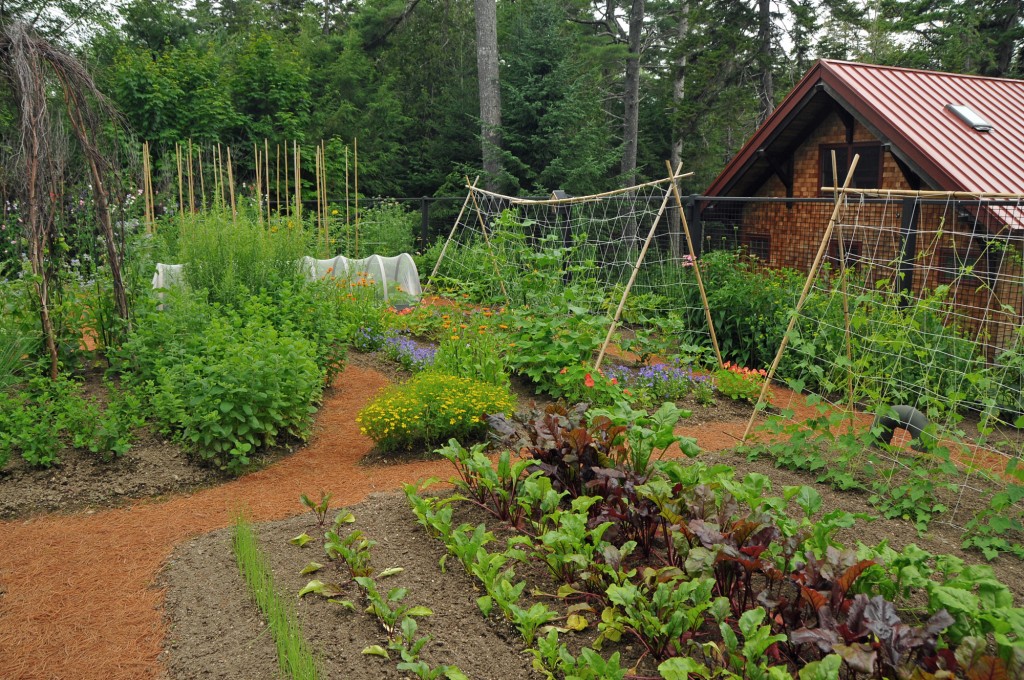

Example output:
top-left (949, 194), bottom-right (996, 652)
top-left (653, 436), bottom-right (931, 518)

top-left (390, 403), bottom-right (1024, 680)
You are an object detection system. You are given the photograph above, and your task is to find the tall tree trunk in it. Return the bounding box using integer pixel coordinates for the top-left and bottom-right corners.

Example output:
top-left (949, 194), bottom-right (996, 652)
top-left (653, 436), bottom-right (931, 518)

top-left (475, 0), bottom-right (502, 191)
top-left (621, 0), bottom-right (645, 188)
top-left (756, 0), bottom-right (775, 124)
top-left (669, 1), bottom-right (688, 259)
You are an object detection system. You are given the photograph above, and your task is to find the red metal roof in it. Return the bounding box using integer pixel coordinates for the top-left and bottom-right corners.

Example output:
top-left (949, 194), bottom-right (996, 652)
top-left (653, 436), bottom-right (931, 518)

top-left (705, 59), bottom-right (1024, 196)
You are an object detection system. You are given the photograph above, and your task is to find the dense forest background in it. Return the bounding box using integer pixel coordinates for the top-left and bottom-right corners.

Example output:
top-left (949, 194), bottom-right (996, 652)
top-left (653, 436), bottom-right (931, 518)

top-left (1, 0), bottom-right (1023, 200)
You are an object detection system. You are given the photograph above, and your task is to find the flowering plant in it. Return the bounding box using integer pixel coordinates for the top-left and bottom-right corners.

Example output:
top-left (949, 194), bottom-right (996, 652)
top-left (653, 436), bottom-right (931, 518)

top-left (356, 372), bottom-right (515, 452)
top-left (552, 363), bottom-right (625, 407)
top-left (714, 361), bottom-right (770, 402)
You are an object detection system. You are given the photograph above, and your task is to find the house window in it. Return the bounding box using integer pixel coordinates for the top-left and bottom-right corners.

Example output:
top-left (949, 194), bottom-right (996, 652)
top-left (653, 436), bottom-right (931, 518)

top-left (742, 234), bottom-right (771, 261)
top-left (826, 239), bottom-right (862, 269)
top-left (938, 246), bottom-right (988, 284)
top-left (820, 143), bottom-right (883, 191)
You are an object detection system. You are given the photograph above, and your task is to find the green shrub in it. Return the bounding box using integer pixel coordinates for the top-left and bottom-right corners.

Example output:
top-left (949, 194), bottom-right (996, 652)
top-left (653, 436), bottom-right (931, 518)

top-left (348, 199), bottom-right (416, 257)
top-left (149, 314), bottom-right (323, 474)
top-left (172, 207), bottom-right (309, 307)
top-left (357, 372), bottom-right (515, 452)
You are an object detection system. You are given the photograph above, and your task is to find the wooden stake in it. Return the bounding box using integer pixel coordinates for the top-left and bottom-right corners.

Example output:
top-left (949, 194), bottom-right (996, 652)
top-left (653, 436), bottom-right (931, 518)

top-left (141, 142), bottom-right (152, 234)
top-left (427, 176), bottom-right (480, 289)
top-left (742, 155), bottom-right (861, 441)
top-left (594, 168), bottom-right (678, 371)
top-left (283, 142), bottom-right (289, 217)
top-left (665, 160), bottom-right (724, 368)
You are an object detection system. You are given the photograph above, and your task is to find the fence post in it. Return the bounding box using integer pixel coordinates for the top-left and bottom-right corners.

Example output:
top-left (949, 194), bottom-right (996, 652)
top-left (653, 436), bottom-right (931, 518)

top-left (686, 195), bottom-right (703, 258)
top-left (898, 196), bottom-right (919, 307)
top-left (420, 197), bottom-right (430, 249)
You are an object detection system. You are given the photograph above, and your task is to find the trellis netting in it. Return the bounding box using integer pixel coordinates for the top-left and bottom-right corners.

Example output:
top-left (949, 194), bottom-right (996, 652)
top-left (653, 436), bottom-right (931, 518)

top-left (426, 172), bottom-right (722, 366)
top-left (745, 187), bottom-right (1024, 539)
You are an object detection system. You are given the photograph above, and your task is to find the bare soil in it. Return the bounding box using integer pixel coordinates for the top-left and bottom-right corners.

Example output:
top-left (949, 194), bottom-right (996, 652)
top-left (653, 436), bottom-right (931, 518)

top-left (161, 492), bottom-right (534, 680)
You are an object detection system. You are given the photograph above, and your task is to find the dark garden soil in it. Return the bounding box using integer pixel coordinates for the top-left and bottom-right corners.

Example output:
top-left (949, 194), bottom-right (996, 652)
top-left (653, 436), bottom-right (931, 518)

top-left (0, 428), bottom-right (226, 519)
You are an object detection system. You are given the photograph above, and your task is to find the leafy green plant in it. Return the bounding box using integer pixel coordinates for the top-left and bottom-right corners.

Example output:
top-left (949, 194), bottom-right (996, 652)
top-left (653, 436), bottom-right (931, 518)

top-left (432, 325), bottom-right (510, 388)
top-left (356, 372), bottom-right (515, 452)
top-left (149, 313), bottom-right (322, 473)
top-left (354, 575), bottom-right (433, 642)
top-left (437, 439), bottom-right (534, 527)
top-left (715, 361), bottom-right (770, 403)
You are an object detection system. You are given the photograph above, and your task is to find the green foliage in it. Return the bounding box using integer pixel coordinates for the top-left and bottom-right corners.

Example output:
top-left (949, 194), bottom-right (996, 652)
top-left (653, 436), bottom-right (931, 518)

top-left (356, 372), bottom-right (515, 452)
top-left (143, 308), bottom-right (323, 473)
top-left (432, 330), bottom-right (510, 389)
top-left (233, 514), bottom-right (321, 680)
top-left (169, 208), bottom-right (309, 308)
top-left (0, 374), bottom-right (145, 468)
top-left (351, 200), bottom-right (416, 257)
top-left (503, 299), bottom-right (605, 398)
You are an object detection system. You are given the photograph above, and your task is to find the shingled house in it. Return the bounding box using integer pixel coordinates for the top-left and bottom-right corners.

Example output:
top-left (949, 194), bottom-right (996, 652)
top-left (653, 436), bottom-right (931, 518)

top-left (697, 59), bottom-right (1024, 353)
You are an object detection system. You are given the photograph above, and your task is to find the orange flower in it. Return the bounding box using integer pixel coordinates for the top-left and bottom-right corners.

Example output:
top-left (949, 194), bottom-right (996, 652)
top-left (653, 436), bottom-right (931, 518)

top-left (584, 373), bottom-right (595, 388)
top-left (560, 367), bottom-right (568, 374)
top-left (610, 377), bottom-right (618, 385)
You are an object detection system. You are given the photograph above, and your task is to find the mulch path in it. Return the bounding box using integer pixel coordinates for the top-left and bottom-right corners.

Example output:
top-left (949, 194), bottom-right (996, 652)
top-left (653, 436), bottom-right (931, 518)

top-left (0, 365), bottom-right (457, 680)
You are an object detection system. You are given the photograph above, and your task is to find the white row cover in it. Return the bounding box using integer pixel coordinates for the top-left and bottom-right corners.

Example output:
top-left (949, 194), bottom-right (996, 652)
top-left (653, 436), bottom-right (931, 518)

top-left (151, 254), bottom-right (422, 304)
top-left (300, 254), bottom-right (422, 302)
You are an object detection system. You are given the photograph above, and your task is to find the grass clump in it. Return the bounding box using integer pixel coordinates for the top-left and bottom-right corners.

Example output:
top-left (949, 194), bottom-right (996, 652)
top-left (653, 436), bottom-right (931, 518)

top-left (233, 514), bottom-right (321, 680)
top-left (356, 372), bottom-right (515, 452)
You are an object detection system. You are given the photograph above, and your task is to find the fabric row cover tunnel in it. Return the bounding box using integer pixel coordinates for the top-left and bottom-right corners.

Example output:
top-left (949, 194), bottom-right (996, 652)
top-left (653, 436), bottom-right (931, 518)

top-left (152, 254), bottom-right (423, 305)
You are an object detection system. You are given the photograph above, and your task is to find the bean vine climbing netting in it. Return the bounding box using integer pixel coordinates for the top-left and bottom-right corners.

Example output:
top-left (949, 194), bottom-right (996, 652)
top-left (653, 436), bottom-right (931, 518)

top-left (427, 175), bottom-right (720, 360)
top-left (756, 188), bottom-right (1024, 535)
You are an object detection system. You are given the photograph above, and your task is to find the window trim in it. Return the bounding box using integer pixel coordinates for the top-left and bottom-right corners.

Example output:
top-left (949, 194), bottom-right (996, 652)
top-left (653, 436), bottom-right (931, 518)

top-left (819, 142), bottom-right (884, 194)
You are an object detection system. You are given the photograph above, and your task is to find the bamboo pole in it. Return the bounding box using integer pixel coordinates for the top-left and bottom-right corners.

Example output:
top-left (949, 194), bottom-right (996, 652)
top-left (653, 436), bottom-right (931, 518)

top-left (353, 137), bottom-right (359, 257)
top-left (821, 187), bottom-right (1024, 200)
top-left (283, 141), bottom-right (289, 217)
top-left (198, 147), bottom-right (206, 208)
top-left (426, 176), bottom-right (480, 289)
top-left (227, 146), bottom-right (237, 225)
top-left (265, 139), bottom-right (271, 221)
top-left (187, 139), bottom-right (195, 214)
top-left (344, 144), bottom-right (350, 254)
top-left (141, 142), bottom-right (152, 234)
top-left (215, 144), bottom-right (224, 207)
top-left (314, 145), bottom-right (323, 251)
top-left (276, 143), bottom-right (281, 217)
top-left (254, 143), bottom-right (263, 227)
top-left (474, 172), bottom-right (694, 207)
top-left (467, 177), bottom-right (509, 301)
top-left (665, 160), bottom-right (724, 368)
top-left (175, 142), bottom-right (184, 219)
top-left (594, 168), bottom-right (678, 371)
top-left (741, 156), bottom-right (861, 441)
top-left (294, 140), bottom-right (301, 223)
top-left (831, 152), bottom-right (856, 432)
top-left (321, 140), bottom-right (330, 255)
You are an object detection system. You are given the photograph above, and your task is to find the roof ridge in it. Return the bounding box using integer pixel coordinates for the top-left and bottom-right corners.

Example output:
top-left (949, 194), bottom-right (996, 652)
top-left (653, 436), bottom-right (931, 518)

top-left (820, 58), bottom-right (1024, 86)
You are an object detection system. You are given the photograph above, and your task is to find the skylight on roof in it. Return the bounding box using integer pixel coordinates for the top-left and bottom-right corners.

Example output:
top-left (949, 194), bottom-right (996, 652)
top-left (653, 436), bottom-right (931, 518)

top-left (947, 104), bottom-right (994, 132)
